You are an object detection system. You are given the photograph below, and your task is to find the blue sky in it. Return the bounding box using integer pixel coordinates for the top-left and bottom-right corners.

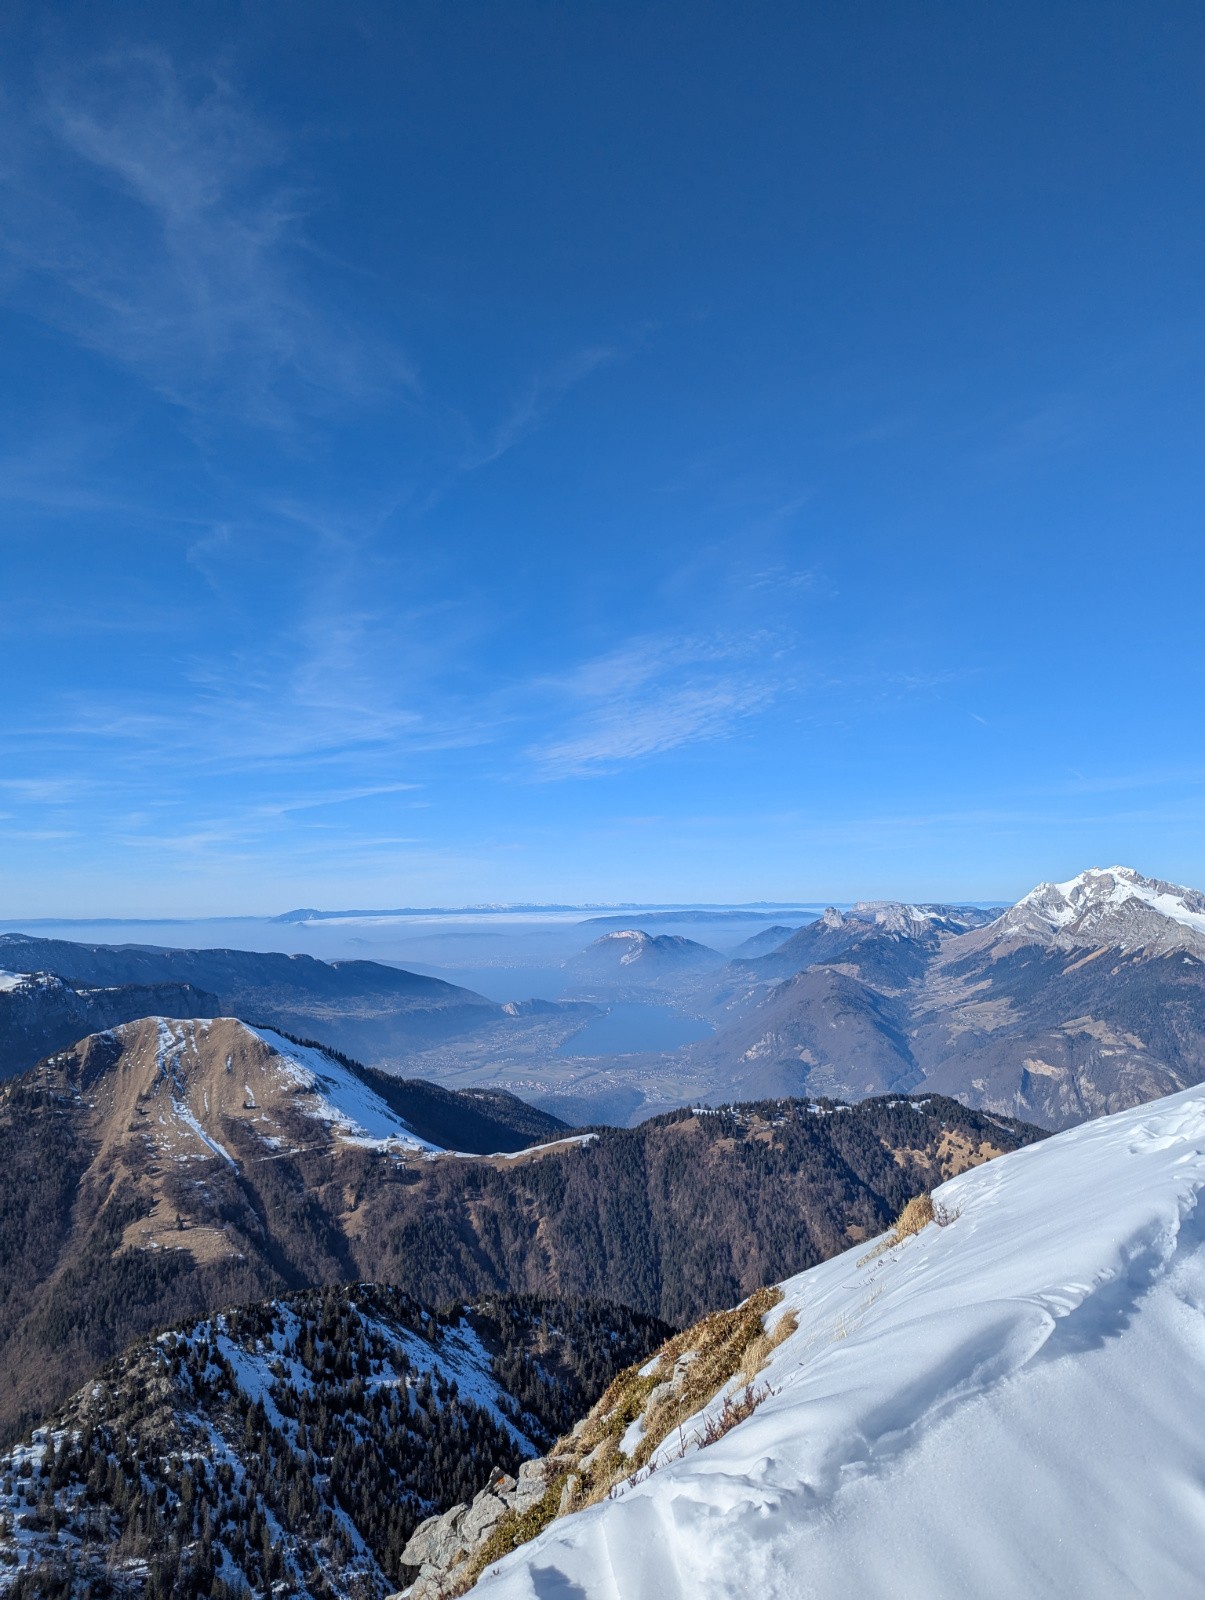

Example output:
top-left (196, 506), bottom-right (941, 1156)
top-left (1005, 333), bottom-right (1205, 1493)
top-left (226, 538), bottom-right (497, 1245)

top-left (1, 0), bottom-right (1203, 916)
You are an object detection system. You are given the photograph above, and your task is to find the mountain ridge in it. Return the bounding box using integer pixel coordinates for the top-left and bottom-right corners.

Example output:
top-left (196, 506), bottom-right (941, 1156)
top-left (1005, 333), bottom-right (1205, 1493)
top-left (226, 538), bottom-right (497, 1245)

top-left (0, 1023), bottom-right (1041, 1443)
top-left (467, 1081), bottom-right (1205, 1600)
top-left (0, 1285), bottom-right (670, 1598)
top-left (0, 935), bottom-right (506, 1077)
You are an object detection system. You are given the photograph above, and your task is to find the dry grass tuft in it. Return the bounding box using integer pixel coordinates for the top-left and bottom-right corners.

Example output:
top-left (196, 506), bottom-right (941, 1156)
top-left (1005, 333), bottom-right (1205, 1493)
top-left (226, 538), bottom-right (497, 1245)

top-left (894, 1191), bottom-right (935, 1239)
top-left (857, 1188), bottom-right (954, 1264)
top-left (695, 1382), bottom-right (772, 1448)
top-left (737, 1331), bottom-right (772, 1384)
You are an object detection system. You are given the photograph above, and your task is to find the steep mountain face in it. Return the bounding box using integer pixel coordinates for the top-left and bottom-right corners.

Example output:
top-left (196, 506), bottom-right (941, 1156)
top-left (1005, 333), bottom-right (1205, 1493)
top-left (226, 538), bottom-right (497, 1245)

top-left (564, 930), bottom-right (726, 995)
top-left (912, 940), bottom-right (1205, 1126)
top-left (0, 934), bottom-right (499, 1069)
top-left (468, 1083), bottom-right (1205, 1600)
top-left (0, 1286), bottom-right (669, 1599)
top-left (694, 868), bottom-right (1205, 1129)
top-left (0, 970), bottom-right (221, 1082)
top-left (0, 1023), bottom-right (1040, 1443)
top-left (0, 1018), bottom-right (564, 1440)
top-left (705, 967), bottom-right (920, 1100)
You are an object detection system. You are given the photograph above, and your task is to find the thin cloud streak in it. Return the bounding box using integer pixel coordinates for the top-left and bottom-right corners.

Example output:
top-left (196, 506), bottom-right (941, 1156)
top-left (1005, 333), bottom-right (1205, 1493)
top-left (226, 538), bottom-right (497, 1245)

top-left (2, 48), bottom-right (411, 429)
top-left (533, 681), bottom-right (776, 776)
top-left (459, 344), bottom-right (623, 472)
top-left (527, 631), bottom-right (790, 777)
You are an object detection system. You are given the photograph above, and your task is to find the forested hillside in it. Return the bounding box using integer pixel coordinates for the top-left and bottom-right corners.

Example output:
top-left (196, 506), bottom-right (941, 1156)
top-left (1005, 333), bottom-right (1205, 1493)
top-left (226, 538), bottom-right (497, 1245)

top-left (0, 1286), bottom-right (669, 1598)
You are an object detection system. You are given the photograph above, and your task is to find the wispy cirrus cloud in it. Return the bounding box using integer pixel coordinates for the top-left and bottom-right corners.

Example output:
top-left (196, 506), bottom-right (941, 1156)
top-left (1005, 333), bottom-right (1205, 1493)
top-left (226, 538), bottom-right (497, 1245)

top-left (459, 343), bottom-right (622, 471)
top-left (527, 632), bottom-right (788, 777)
top-left (1, 48), bottom-right (410, 429)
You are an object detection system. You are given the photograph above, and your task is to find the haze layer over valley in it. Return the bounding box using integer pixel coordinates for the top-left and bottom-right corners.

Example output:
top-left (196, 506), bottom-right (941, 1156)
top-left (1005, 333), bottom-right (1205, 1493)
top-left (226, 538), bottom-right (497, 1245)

top-left (8, 867), bottom-right (1205, 1132)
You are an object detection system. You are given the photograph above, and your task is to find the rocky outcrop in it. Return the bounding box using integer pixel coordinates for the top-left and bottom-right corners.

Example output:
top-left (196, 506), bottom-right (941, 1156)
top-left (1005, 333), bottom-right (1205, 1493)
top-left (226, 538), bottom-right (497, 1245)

top-left (395, 1287), bottom-right (796, 1596)
top-left (397, 1460), bottom-right (553, 1597)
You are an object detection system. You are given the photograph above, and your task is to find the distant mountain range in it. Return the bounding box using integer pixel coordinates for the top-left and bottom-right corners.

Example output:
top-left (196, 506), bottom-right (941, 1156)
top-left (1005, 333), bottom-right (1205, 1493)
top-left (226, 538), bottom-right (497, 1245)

top-left (0, 933), bottom-right (586, 1079)
top-left (274, 904), bottom-right (817, 924)
top-left (8, 867), bottom-right (1205, 1135)
top-left (695, 867), bottom-right (1205, 1128)
top-left (578, 910), bottom-right (815, 929)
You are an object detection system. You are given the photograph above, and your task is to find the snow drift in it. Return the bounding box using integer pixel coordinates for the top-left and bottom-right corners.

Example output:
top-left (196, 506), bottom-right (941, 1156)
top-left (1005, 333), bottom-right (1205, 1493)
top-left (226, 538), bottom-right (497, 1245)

top-left (471, 1085), bottom-right (1205, 1599)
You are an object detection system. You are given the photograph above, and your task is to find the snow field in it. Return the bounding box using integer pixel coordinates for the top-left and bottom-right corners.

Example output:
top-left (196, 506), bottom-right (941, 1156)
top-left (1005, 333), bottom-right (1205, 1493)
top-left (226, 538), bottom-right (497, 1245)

top-left (472, 1085), bottom-right (1205, 1600)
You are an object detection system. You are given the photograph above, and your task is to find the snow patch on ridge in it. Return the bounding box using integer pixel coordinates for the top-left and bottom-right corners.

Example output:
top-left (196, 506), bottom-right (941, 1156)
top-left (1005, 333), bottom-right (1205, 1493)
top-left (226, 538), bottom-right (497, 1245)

top-left (244, 1025), bottom-right (442, 1153)
top-left (154, 1019), bottom-right (236, 1166)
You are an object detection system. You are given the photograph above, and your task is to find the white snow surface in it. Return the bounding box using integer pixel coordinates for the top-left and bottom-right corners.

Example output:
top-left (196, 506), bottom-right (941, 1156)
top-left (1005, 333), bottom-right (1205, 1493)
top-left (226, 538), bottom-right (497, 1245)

top-left (474, 1085), bottom-right (1205, 1600)
top-left (0, 971), bottom-right (27, 992)
top-left (244, 1025), bottom-right (442, 1152)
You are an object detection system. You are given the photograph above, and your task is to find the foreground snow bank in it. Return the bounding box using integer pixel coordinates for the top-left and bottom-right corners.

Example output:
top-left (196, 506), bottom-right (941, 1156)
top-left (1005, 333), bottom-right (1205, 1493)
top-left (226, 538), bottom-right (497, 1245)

top-left (473, 1086), bottom-right (1205, 1600)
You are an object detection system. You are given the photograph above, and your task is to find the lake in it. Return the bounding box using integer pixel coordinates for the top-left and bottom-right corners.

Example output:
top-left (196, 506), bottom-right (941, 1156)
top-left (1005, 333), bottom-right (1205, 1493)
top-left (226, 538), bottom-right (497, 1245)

top-left (558, 1002), bottom-right (714, 1056)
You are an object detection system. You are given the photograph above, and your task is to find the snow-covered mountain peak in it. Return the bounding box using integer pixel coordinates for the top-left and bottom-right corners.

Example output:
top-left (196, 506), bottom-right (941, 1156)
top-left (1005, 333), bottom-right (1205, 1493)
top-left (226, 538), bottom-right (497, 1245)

top-left (996, 864), bottom-right (1205, 954)
top-left (473, 1083), bottom-right (1205, 1599)
top-left (851, 900), bottom-right (939, 935)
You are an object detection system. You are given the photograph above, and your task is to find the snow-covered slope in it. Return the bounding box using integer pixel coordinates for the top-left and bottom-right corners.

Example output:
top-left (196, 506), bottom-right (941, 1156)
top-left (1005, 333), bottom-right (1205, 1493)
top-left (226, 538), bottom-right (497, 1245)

top-left (991, 864), bottom-right (1205, 954)
top-left (242, 1023), bottom-right (441, 1149)
top-left (473, 1085), bottom-right (1205, 1600)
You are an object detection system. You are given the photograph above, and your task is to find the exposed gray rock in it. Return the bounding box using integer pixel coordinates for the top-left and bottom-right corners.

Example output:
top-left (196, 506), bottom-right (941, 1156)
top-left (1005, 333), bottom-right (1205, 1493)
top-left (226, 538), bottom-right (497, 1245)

top-left (409, 1559), bottom-right (471, 1600)
top-left (400, 1503), bottom-right (468, 1571)
top-left (516, 1458), bottom-right (548, 1490)
top-left (643, 1379), bottom-right (673, 1412)
top-left (672, 1351), bottom-right (698, 1387)
top-left (510, 1457), bottom-right (551, 1513)
top-left (462, 1489), bottom-right (508, 1543)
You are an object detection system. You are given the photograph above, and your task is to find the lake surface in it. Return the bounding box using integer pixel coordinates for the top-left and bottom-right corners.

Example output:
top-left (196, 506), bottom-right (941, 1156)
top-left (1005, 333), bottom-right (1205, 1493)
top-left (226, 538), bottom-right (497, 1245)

top-left (559, 1002), bottom-right (714, 1056)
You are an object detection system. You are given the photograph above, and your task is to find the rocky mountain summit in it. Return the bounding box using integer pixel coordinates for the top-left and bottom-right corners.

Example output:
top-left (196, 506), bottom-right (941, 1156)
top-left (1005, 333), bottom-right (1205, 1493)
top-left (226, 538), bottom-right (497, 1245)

top-left (564, 929), bottom-right (726, 997)
top-left (982, 865), bottom-right (1205, 955)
